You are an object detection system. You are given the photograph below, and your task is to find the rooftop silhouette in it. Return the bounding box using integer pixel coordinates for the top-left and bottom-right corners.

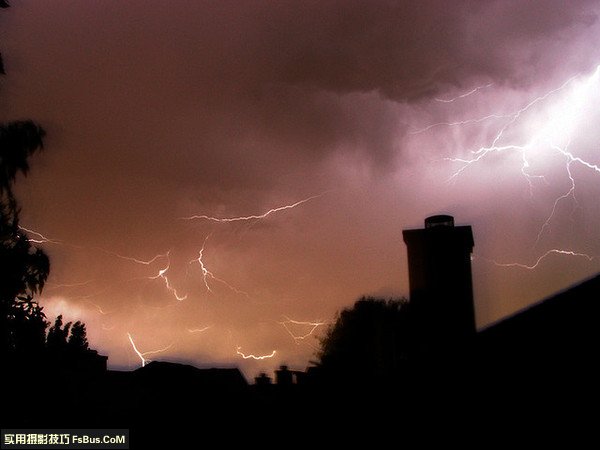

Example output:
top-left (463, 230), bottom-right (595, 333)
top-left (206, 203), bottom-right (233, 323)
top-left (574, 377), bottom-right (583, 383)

top-left (3, 214), bottom-right (598, 444)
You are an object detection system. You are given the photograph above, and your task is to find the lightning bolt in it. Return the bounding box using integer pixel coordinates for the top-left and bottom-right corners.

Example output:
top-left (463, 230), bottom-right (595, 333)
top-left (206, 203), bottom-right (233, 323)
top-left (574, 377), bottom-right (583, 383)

top-left (18, 225), bottom-right (171, 269)
top-left (187, 326), bottom-right (211, 334)
top-left (46, 280), bottom-right (96, 290)
top-left (557, 146), bottom-right (600, 174)
top-left (409, 112), bottom-right (515, 135)
top-left (23, 189), bottom-right (328, 368)
top-left (434, 82), bottom-right (494, 103)
top-left (188, 235), bottom-right (250, 297)
top-left (189, 236), bottom-right (215, 293)
top-left (179, 194), bottom-right (323, 222)
top-left (82, 300), bottom-right (110, 315)
top-left (149, 252), bottom-right (188, 301)
top-left (278, 316), bottom-right (327, 345)
top-left (415, 64), bottom-right (600, 269)
top-left (235, 346), bottom-right (277, 360)
top-left (18, 226), bottom-right (63, 244)
top-left (489, 250), bottom-right (594, 270)
top-left (420, 72), bottom-right (581, 138)
top-left (535, 142), bottom-right (579, 243)
top-left (127, 332), bottom-right (174, 368)
top-left (20, 227), bottom-right (183, 304)
top-left (440, 67), bottom-right (599, 184)
top-left (22, 191), bottom-right (322, 306)
top-left (107, 251), bottom-right (169, 266)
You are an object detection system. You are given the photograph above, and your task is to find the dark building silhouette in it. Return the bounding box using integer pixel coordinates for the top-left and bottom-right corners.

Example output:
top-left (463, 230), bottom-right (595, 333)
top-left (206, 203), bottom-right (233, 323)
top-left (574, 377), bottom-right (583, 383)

top-left (403, 215), bottom-right (476, 351)
top-left (254, 372), bottom-right (272, 386)
top-left (477, 272), bottom-right (600, 376)
top-left (275, 365), bottom-right (293, 386)
top-left (46, 348), bottom-right (108, 375)
top-left (471, 272), bottom-right (600, 433)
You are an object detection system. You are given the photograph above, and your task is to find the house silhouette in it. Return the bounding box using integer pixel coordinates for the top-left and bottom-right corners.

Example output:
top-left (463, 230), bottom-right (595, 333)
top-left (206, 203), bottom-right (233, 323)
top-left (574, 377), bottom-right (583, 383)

top-left (4, 214), bottom-right (597, 443)
top-left (403, 215), bottom-right (599, 369)
top-left (476, 272), bottom-right (600, 389)
top-left (399, 216), bottom-right (599, 439)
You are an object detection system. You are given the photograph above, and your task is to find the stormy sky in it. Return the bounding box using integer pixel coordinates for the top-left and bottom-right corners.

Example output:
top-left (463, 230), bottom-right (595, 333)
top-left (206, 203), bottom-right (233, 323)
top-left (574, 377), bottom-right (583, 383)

top-left (2, 0), bottom-right (600, 376)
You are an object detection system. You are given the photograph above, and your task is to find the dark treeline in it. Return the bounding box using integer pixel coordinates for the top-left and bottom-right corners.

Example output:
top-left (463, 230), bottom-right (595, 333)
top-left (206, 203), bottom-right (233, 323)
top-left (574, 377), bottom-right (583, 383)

top-left (1, 2), bottom-right (90, 361)
top-left (2, 4), bottom-right (101, 429)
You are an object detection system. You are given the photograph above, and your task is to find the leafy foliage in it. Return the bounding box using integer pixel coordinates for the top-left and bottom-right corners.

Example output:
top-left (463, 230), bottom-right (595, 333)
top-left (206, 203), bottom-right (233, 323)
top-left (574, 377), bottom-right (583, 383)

top-left (47, 315), bottom-right (72, 349)
top-left (0, 122), bottom-right (48, 353)
top-left (0, 121), bottom-right (46, 195)
top-left (68, 321), bottom-right (89, 351)
top-left (317, 297), bottom-right (411, 382)
top-left (0, 2), bottom-right (93, 360)
top-left (0, 6), bottom-right (50, 353)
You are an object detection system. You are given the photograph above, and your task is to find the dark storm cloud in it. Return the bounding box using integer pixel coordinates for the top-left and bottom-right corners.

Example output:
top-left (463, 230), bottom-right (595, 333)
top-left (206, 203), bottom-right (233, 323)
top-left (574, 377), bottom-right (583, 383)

top-left (135, 0), bottom-right (598, 100)
top-left (4, 0), bottom-right (596, 188)
top-left (132, 0), bottom-right (597, 171)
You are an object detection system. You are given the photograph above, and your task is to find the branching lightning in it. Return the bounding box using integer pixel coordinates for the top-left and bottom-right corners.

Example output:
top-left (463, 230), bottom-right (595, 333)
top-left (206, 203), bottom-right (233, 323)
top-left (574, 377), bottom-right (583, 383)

top-left (18, 226), bottom-right (63, 244)
top-left (20, 225), bottom-right (192, 316)
top-left (108, 251), bottom-right (169, 266)
top-left (490, 249), bottom-right (594, 270)
top-left (189, 236), bottom-right (215, 293)
top-left (188, 235), bottom-right (250, 297)
top-left (46, 280), bottom-right (96, 290)
top-left (450, 67), bottom-right (598, 180)
top-left (278, 316), bottom-right (327, 345)
top-left (534, 141), bottom-right (600, 242)
top-left (179, 194), bottom-right (323, 222)
top-left (409, 112), bottom-right (515, 135)
top-left (23, 191), bottom-right (321, 309)
top-left (82, 300), bottom-right (110, 315)
top-left (148, 252), bottom-right (188, 301)
top-left (535, 142), bottom-right (579, 243)
top-left (416, 73), bottom-right (581, 137)
top-left (127, 333), bottom-right (147, 367)
top-left (127, 332), bottom-right (174, 368)
top-left (434, 82), bottom-right (494, 103)
top-left (24, 189), bottom-right (329, 370)
top-left (18, 224), bottom-right (172, 270)
top-left (417, 64), bottom-right (600, 270)
top-left (440, 73), bottom-right (583, 183)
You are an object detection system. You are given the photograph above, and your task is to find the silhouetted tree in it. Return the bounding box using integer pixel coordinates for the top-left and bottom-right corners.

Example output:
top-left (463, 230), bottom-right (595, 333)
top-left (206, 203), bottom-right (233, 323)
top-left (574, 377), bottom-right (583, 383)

top-left (9, 296), bottom-right (48, 352)
top-left (46, 315), bottom-right (72, 350)
top-left (317, 297), bottom-right (411, 384)
top-left (0, 122), bottom-right (49, 353)
top-left (68, 321), bottom-right (89, 351)
top-left (0, 4), bottom-right (50, 354)
top-left (0, 121), bottom-right (46, 194)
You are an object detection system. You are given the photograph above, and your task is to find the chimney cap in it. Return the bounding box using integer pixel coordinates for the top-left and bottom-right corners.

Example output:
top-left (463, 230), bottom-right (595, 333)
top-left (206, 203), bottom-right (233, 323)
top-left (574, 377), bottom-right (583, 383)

top-left (425, 215), bottom-right (454, 228)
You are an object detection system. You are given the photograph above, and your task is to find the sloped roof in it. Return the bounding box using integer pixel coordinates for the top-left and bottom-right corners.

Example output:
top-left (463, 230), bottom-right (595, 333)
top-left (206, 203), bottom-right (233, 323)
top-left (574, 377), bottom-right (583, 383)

top-left (133, 360), bottom-right (248, 389)
top-left (477, 273), bottom-right (600, 358)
